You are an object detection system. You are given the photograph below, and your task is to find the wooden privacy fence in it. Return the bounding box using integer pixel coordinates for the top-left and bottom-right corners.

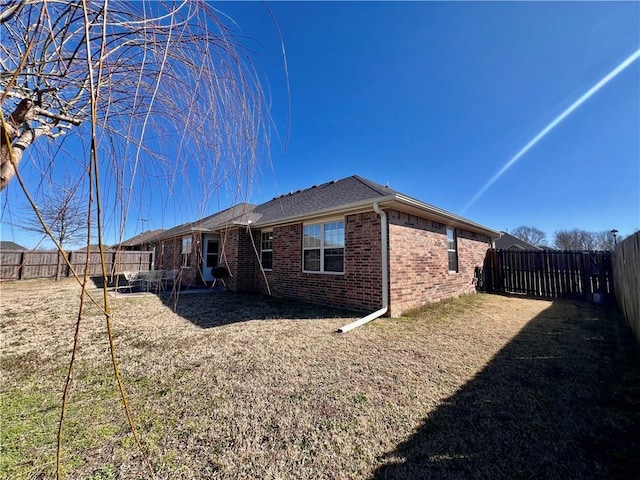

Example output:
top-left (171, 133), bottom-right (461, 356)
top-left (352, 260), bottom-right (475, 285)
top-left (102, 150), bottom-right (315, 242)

top-left (612, 232), bottom-right (640, 344)
top-left (0, 250), bottom-right (153, 280)
top-left (480, 249), bottom-right (614, 303)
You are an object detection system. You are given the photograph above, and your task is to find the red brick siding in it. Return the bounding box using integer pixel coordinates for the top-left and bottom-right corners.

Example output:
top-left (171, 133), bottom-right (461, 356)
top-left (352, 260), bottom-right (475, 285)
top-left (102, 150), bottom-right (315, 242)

top-left (237, 229), bottom-right (260, 292)
top-left (220, 228), bottom-right (260, 292)
top-left (156, 233), bottom-right (202, 286)
top-left (220, 229), bottom-right (240, 291)
top-left (217, 209), bottom-right (489, 316)
top-left (388, 210), bottom-right (490, 316)
top-left (256, 213), bottom-right (383, 312)
top-left (156, 237), bottom-right (179, 271)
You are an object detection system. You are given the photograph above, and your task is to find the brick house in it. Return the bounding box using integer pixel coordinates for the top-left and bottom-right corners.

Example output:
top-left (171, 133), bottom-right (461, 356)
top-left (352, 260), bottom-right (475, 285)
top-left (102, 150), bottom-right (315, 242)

top-left (127, 176), bottom-right (499, 316)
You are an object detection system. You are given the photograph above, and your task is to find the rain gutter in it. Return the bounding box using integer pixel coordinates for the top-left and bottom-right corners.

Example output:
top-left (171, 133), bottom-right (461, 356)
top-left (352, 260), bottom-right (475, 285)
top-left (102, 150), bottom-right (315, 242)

top-left (338, 202), bottom-right (388, 333)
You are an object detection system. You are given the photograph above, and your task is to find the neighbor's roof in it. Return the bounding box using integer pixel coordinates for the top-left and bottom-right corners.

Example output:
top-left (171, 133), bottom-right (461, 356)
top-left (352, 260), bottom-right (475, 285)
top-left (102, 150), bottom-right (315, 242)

top-left (495, 232), bottom-right (543, 251)
top-left (0, 240), bottom-right (27, 250)
top-left (76, 244), bottom-right (116, 252)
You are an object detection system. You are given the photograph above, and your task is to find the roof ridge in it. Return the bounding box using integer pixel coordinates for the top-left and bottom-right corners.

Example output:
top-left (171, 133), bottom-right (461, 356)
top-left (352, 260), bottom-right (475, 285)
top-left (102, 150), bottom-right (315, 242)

top-left (190, 202), bottom-right (256, 224)
top-left (270, 179), bottom-right (339, 201)
top-left (352, 175), bottom-right (395, 195)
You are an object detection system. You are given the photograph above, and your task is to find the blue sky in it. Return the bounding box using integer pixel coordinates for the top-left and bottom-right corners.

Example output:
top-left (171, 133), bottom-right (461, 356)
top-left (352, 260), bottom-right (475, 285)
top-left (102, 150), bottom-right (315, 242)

top-left (233, 1), bottom-right (640, 241)
top-left (1, 1), bottom-right (639, 248)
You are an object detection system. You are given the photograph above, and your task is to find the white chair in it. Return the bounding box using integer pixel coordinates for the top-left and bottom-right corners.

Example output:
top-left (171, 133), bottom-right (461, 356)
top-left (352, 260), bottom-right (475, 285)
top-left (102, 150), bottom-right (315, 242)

top-left (161, 269), bottom-right (180, 291)
top-left (140, 270), bottom-right (164, 292)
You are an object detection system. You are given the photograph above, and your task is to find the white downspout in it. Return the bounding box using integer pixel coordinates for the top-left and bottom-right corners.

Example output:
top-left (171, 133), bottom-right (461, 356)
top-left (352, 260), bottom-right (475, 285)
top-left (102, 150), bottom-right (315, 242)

top-left (338, 202), bottom-right (388, 333)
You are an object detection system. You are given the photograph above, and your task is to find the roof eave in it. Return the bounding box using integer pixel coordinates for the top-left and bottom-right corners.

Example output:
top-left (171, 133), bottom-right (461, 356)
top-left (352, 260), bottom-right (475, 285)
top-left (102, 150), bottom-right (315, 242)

top-left (250, 193), bottom-right (498, 238)
top-left (251, 196), bottom-right (398, 228)
top-left (390, 194), bottom-right (500, 238)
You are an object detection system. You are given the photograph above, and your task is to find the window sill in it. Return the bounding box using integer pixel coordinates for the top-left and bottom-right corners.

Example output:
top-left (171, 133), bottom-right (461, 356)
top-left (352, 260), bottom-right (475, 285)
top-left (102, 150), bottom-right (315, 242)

top-left (302, 270), bottom-right (345, 275)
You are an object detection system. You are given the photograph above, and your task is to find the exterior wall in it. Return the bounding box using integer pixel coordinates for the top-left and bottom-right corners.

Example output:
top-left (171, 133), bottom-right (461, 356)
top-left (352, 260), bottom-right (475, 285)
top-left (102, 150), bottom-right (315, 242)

top-left (255, 212), bottom-right (383, 313)
top-left (156, 238), bottom-right (180, 271)
top-left (155, 233), bottom-right (203, 286)
top-left (388, 209), bottom-right (490, 316)
top-left (220, 229), bottom-right (240, 291)
top-left (220, 228), bottom-right (260, 292)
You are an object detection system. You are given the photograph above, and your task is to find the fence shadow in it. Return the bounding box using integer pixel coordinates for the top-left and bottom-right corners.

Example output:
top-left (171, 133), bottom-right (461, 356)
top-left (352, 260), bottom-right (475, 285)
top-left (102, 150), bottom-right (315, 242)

top-left (373, 299), bottom-right (640, 479)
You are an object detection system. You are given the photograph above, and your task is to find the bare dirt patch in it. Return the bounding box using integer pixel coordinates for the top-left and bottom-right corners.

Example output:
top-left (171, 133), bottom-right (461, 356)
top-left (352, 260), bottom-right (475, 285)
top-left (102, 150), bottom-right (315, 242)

top-left (1, 279), bottom-right (639, 479)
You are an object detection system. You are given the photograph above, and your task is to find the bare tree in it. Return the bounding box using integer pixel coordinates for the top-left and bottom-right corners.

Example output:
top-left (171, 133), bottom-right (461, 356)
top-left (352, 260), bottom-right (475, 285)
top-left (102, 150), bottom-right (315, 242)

top-left (20, 187), bottom-right (88, 249)
top-left (1, 0), bottom-right (271, 214)
top-left (554, 229), bottom-right (589, 250)
top-left (510, 226), bottom-right (547, 247)
top-left (17, 185), bottom-right (89, 281)
top-left (553, 228), bottom-right (622, 251)
top-left (591, 230), bottom-right (623, 251)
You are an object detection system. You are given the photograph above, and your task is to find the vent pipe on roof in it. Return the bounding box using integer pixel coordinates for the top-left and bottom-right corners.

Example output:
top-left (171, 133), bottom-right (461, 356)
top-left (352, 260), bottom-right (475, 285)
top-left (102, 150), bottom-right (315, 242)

top-left (337, 202), bottom-right (388, 333)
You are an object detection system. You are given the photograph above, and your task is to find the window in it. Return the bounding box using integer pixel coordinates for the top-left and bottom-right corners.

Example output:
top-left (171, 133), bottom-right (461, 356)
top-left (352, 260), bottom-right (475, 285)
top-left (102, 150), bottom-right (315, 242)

top-left (205, 239), bottom-right (219, 268)
top-left (303, 221), bottom-right (345, 273)
top-left (261, 231), bottom-right (273, 270)
top-left (181, 236), bottom-right (192, 267)
top-left (447, 227), bottom-right (458, 272)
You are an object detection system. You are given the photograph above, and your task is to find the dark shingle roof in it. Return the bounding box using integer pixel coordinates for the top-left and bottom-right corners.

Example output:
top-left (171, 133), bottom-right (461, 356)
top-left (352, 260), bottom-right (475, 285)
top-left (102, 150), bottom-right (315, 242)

top-left (251, 176), bottom-right (396, 225)
top-left (137, 175), bottom-right (499, 240)
top-left (0, 241), bottom-right (27, 250)
top-left (118, 229), bottom-right (166, 247)
top-left (157, 203), bottom-right (256, 240)
top-left (76, 244), bottom-right (116, 252)
top-left (495, 232), bottom-right (542, 250)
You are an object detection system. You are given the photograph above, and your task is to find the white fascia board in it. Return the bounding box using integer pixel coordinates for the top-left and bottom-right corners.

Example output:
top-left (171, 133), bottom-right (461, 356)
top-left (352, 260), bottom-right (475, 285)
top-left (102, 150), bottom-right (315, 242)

top-left (389, 194), bottom-right (501, 238)
top-left (220, 193), bottom-right (499, 239)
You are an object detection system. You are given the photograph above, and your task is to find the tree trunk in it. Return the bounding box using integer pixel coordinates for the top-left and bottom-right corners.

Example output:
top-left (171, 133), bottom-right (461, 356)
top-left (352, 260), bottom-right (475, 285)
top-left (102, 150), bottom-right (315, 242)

top-left (1, 98), bottom-right (35, 191)
top-left (55, 250), bottom-right (62, 281)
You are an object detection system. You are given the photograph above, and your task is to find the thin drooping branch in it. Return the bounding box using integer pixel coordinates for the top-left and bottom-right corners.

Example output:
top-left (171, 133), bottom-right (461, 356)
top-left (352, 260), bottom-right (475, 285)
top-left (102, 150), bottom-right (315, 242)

top-left (1, 0), bottom-right (272, 204)
top-left (1, 2), bottom-right (281, 477)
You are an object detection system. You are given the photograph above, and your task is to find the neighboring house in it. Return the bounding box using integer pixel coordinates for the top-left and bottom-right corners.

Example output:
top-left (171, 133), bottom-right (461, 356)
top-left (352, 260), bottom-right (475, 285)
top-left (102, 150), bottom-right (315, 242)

top-left (495, 232), bottom-right (543, 251)
top-left (116, 229), bottom-right (165, 251)
top-left (0, 241), bottom-right (27, 250)
top-left (122, 175), bottom-right (500, 316)
top-left (76, 244), bottom-right (116, 252)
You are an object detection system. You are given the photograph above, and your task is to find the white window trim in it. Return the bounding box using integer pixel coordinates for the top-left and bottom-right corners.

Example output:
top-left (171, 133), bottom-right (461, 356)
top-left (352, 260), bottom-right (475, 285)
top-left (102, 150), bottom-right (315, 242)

top-left (302, 220), bottom-right (345, 275)
top-left (260, 230), bottom-right (273, 271)
top-left (447, 227), bottom-right (458, 273)
top-left (181, 236), bottom-right (193, 268)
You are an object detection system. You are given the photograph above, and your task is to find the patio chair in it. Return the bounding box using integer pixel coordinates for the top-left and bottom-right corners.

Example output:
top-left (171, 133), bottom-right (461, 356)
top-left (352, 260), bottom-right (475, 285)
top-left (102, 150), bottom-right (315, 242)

top-left (140, 270), bottom-right (164, 293)
top-left (161, 269), bottom-right (180, 291)
top-left (118, 271), bottom-right (141, 292)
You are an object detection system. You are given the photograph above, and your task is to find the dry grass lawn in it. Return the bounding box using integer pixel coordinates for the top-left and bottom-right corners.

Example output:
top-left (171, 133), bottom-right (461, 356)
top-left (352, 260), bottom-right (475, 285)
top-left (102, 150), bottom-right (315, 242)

top-left (1, 279), bottom-right (639, 479)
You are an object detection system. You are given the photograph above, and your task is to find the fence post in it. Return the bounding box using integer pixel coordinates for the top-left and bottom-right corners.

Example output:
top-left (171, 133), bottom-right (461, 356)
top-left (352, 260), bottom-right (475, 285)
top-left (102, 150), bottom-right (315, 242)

top-left (597, 252), bottom-right (606, 303)
top-left (18, 251), bottom-right (25, 280)
top-left (582, 252), bottom-right (589, 301)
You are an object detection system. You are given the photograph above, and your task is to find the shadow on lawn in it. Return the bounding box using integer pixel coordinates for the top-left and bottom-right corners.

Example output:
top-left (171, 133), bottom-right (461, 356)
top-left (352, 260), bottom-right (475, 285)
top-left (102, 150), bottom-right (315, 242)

top-left (159, 289), bottom-right (358, 329)
top-left (93, 274), bottom-right (359, 328)
top-left (373, 299), bottom-right (640, 480)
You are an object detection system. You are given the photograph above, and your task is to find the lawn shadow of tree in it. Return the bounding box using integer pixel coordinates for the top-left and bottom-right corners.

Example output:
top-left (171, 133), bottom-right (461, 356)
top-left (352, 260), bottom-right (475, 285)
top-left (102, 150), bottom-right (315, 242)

top-left (373, 299), bottom-right (640, 479)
